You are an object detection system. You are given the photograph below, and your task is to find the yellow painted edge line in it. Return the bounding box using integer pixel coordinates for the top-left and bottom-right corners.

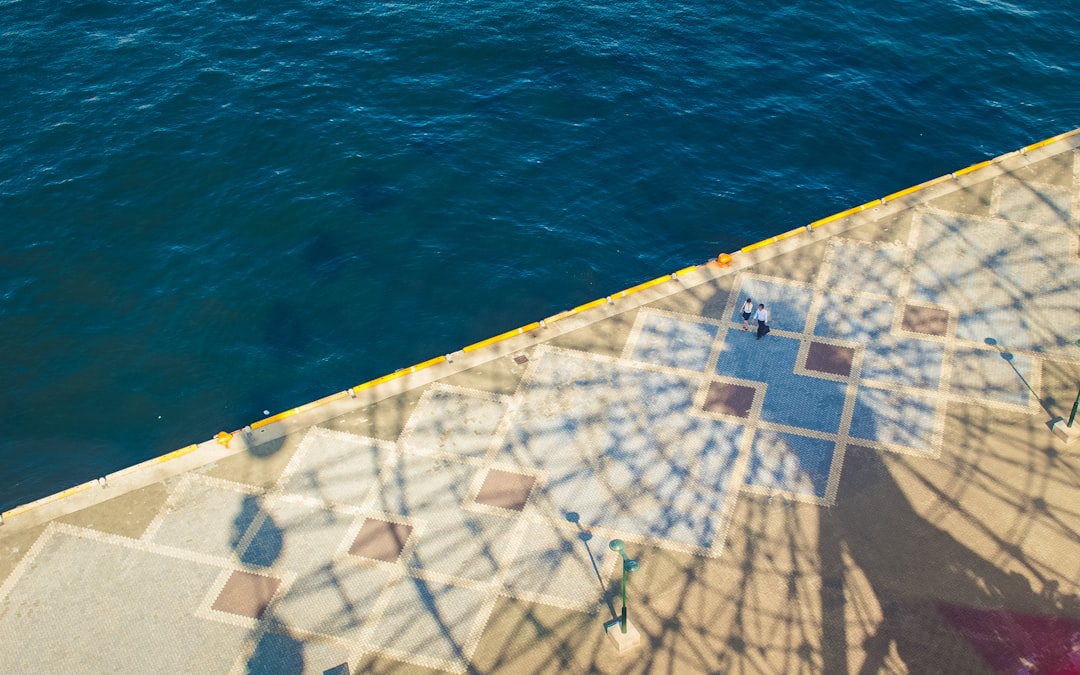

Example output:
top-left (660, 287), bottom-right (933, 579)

top-left (295, 390), bottom-right (349, 414)
top-left (799, 128), bottom-right (1080, 236)
top-left (351, 370), bottom-right (408, 394)
top-left (810, 202), bottom-right (871, 229)
top-left (620, 275), bottom-right (671, 297)
top-left (101, 443), bottom-right (201, 485)
top-left (952, 159), bottom-right (992, 178)
top-left (673, 264), bottom-right (698, 277)
top-left (774, 227), bottom-right (805, 243)
top-left (1023, 128), bottom-right (1080, 153)
top-left (741, 237), bottom-right (774, 253)
top-left (2, 480), bottom-right (96, 520)
top-left (412, 355), bottom-right (448, 371)
top-left (543, 309), bottom-right (577, 325)
top-left (152, 443), bottom-right (200, 465)
top-left (250, 407), bottom-right (298, 430)
top-left (464, 326), bottom-right (527, 352)
top-left (572, 297), bottom-right (608, 314)
top-left (882, 173), bottom-right (953, 203)
top-left (2, 439), bottom-right (207, 519)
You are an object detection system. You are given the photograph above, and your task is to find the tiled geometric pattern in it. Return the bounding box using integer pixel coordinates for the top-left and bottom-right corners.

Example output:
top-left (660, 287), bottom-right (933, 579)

top-left (279, 429), bottom-right (390, 507)
top-left (995, 177), bottom-right (1072, 227)
top-left (948, 346), bottom-right (1035, 407)
top-left (406, 510), bottom-right (518, 583)
top-left (501, 525), bottom-right (609, 608)
top-left (243, 498), bottom-right (356, 576)
top-left (911, 210), bottom-right (1080, 356)
top-left (849, 388), bottom-right (938, 454)
top-left (702, 381), bottom-right (757, 417)
top-left (474, 469), bottom-right (536, 511)
top-left (349, 518), bottom-right (413, 562)
top-left (147, 478), bottom-right (256, 561)
top-left (212, 570), bottom-right (281, 618)
top-left (902, 304), bottom-right (951, 336)
top-left (824, 239), bottom-right (910, 296)
top-left (716, 332), bottom-right (848, 435)
top-left (628, 311), bottom-right (719, 371)
top-left (814, 290), bottom-right (896, 342)
top-left (365, 578), bottom-right (490, 668)
top-left (376, 453), bottom-right (480, 521)
top-left (805, 342), bottom-right (855, 377)
top-left (400, 386), bottom-right (507, 458)
top-left (0, 528), bottom-right (247, 673)
top-left (273, 561), bottom-right (396, 644)
top-left (499, 348), bottom-right (744, 550)
top-left (248, 631), bottom-right (349, 675)
top-left (859, 336), bottom-right (944, 389)
top-left (730, 277), bottom-right (814, 333)
top-left (745, 430), bottom-right (836, 499)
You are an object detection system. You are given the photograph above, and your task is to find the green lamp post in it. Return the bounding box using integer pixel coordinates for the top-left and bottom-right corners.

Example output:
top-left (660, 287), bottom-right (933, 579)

top-left (1069, 339), bottom-right (1080, 427)
top-left (604, 539), bottom-right (639, 634)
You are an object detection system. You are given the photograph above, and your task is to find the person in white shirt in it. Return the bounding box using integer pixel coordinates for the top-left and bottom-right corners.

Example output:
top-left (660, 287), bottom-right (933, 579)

top-left (741, 298), bottom-right (754, 331)
top-left (755, 303), bottom-right (769, 340)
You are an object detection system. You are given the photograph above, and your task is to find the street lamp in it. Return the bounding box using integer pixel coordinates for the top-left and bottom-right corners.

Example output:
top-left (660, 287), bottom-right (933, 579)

top-left (604, 539), bottom-right (639, 635)
top-left (1069, 339), bottom-right (1080, 427)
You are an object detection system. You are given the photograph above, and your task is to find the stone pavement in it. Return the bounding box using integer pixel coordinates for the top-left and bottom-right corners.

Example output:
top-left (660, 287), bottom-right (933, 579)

top-left (2, 131), bottom-right (1080, 674)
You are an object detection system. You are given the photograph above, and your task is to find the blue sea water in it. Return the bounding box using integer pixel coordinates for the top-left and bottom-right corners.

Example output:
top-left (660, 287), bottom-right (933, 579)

top-left (1, 0), bottom-right (1077, 511)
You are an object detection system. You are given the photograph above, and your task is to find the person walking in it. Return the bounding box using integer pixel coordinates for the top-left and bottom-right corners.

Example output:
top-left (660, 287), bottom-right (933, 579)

top-left (741, 298), bottom-right (754, 331)
top-left (755, 303), bottom-right (770, 340)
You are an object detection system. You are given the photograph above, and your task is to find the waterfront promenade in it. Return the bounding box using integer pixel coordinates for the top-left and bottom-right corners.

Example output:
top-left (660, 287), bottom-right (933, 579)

top-left (2, 131), bottom-right (1079, 674)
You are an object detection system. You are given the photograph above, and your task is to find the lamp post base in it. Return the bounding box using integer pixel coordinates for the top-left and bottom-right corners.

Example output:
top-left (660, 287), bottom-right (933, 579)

top-left (1050, 417), bottom-right (1079, 445)
top-left (605, 619), bottom-right (642, 653)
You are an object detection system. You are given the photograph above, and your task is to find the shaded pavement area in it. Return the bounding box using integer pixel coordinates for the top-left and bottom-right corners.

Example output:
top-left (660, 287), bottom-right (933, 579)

top-left (2, 131), bottom-right (1080, 674)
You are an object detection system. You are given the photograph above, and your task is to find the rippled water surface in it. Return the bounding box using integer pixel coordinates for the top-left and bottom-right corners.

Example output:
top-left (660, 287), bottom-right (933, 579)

top-left (1, 0), bottom-right (1077, 510)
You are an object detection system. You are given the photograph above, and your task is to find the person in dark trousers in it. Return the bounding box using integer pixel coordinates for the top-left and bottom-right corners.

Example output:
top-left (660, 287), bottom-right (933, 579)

top-left (755, 303), bottom-right (769, 340)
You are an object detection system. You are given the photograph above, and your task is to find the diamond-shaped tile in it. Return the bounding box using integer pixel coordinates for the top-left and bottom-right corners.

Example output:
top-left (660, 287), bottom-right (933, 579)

top-left (475, 469), bottom-right (536, 511)
top-left (349, 518), bottom-right (413, 562)
top-left (514, 355), bottom-right (529, 365)
top-left (212, 570), bottom-right (281, 619)
top-left (805, 342), bottom-right (855, 377)
top-left (702, 381), bottom-right (756, 418)
top-left (901, 304), bottom-right (950, 337)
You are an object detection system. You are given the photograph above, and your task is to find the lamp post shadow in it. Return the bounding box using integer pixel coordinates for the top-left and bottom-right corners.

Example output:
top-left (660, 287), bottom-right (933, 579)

top-left (983, 337), bottom-right (1059, 420)
top-left (565, 511), bottom-right (619, 622)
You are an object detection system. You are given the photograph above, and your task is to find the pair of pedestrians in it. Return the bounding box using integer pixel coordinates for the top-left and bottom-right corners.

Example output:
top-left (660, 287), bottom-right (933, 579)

top-left (740, 298), bottom-right (770, 340)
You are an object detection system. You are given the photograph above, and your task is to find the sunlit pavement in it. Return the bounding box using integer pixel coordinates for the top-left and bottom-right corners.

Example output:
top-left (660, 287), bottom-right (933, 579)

top-left (3, 132), bottom-right (1080, 674)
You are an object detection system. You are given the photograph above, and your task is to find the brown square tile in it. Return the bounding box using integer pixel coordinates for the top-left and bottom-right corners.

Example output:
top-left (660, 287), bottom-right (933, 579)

top-left (902, 304), bottom-right (950, 337)
top-left (805, 342), bottom-right (855, 377)
top-left (514, 355), bottom-right (529, 365)
top-left (212, 570), bottom-right (281, 619)
top-left (702, 381), bottom-right (756, 418)
top-left (349, 518), bottom-right (413, 562)
top-left (475, 469), bottom-right (536, 511)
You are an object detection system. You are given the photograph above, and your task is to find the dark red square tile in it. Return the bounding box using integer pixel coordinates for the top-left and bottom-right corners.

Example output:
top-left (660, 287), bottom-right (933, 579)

top-left (349, 518), bottom-right (413, 562)
top-left (901, 304), bottom-right (950, 337)
top-left (475, 469), bottom-right (536, 511)
top-left (805, 342), bottom-right (855, 377)
top-left (702, 381), bottom-right (756, 418)
top-left (212, 570), bottom-right (281, 619)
